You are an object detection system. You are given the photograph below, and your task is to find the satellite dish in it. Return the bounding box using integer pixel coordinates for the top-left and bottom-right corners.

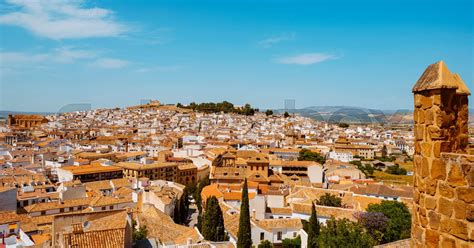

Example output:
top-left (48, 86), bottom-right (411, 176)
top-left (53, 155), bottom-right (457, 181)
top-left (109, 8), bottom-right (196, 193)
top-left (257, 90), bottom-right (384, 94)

top-left (83, 221), bottom-right (90, 229)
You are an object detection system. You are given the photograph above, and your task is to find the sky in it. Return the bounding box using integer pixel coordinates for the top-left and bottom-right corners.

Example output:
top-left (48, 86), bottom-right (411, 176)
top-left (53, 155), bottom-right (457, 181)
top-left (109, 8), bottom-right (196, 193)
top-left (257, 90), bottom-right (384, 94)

top-left (0, 0), bottom-right (472, 112)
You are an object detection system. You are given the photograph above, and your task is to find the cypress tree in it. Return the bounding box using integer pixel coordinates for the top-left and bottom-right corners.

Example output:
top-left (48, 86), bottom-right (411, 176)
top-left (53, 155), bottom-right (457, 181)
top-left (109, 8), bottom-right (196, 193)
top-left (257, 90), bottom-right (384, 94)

top-left (237, 179), bottom-right (252, 248)
top-left (202, 196), bottom-right (226, 241)
top-left (307, 203), bottom-right (320, 248)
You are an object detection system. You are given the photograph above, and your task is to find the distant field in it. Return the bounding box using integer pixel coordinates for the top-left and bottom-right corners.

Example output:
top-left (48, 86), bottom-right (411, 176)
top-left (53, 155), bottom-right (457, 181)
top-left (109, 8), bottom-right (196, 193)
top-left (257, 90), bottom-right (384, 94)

top-left (398, 161), bottom-right (414, 171)
top-left (373, 171), bottom-right (413, 185)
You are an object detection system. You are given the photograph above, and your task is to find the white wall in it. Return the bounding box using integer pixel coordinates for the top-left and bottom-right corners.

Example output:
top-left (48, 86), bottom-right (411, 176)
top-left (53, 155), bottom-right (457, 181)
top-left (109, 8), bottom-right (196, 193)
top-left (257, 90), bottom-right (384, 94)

top-left (308, 166), bottom-right (323, 184)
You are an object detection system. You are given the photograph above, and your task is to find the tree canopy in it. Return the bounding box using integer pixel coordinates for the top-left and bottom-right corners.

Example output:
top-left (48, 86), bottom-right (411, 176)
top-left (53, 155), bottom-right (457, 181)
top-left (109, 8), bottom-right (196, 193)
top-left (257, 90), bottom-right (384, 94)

top-left (355, 212), bottom-right (388, 245)
top-left (282, 235), bottom-right (301, 248)
top-left (316, 193), bottom-right (342, 207)
top-left (182, 101), bottom-right (258, 115)
top-left (385, 165), bottom-right (407, 175)
top-left (298, 149), bottom-right (326, 164)
top-left (366, 201), bottom-right (411, 243)
top-left (258, 240), bottom-right (273, 248)
top-left (317, 217), bottom-right (375, 248)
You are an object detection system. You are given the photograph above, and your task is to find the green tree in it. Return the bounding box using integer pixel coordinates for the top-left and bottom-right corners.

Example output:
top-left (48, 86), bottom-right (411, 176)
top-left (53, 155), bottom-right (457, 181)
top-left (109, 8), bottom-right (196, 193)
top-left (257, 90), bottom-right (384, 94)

top-left (132, 220), bottom-right (148, 241)
top-left (195, 177), bottom-right (210, 230)
top-left (265, 109), bottom-right (274, 116)
top-left (237, 179), bottom-right (252, 248)
top-left (258, 240), bottom-right (273, 248)
top-left (338, 123), bottom-right (349, 128)
top-left (284, 111), bottom-right (290, 118)
top-left (307, 203), bottom-right (320, 248)
top-left (318, 217), bottom-right (375, 248)
top-left (298, 149), bottom-right (326, 164)
top-left (202, 196), bottom-right (227, 241)
top-left (350, 161), bottom-right (376, 178)
top-left (282, 235), bottom-right (301, 248)
top-left (366, 201), bottom-right (411, 243)
top-left (316, 193), bottom-right (342, 207)
top-left (386, 165), bottom-right (407, 175)
top-left (175, 187), bottom-right (190, 224)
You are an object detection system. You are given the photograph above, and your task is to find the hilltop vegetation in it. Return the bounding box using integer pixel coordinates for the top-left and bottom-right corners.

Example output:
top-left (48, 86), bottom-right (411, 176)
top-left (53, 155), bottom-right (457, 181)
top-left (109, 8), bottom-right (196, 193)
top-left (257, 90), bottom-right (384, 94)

top-left (177, 101), bottom-right (258, 115)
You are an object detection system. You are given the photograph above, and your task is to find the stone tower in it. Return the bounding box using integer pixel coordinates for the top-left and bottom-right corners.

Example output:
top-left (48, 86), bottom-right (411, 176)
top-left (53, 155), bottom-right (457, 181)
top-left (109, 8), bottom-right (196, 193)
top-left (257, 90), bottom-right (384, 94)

top-left (412, 61), bottom-right (473, 247)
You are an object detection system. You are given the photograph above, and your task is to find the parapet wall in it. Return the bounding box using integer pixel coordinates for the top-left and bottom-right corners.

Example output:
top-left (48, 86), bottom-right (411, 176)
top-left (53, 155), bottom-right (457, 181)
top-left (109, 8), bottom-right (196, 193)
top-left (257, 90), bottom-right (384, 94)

top-left (412, 153), bottom-right (473, 247)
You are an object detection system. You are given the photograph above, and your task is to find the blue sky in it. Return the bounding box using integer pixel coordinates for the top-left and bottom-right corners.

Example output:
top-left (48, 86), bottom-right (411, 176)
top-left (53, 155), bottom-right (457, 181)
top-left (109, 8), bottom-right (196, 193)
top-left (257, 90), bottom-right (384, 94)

top-left (0, 0), bottom-right (472, 112)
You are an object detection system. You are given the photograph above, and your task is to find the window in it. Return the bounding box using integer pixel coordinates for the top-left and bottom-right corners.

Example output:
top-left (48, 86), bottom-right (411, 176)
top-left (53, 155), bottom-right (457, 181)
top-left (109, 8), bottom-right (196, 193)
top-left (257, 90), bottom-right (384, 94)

top-left (277, 232), bottom-right (282, 240)
top-left (60, 208), bottom-right (64, 213)
top-left (260, 232), bottom-right (264, 241)
top-left (102, 206), bottom-right (106, 211)
top-left (293, 232), bottom-right (297, 237)
top-left (41, 211), bottom-right (46, 216)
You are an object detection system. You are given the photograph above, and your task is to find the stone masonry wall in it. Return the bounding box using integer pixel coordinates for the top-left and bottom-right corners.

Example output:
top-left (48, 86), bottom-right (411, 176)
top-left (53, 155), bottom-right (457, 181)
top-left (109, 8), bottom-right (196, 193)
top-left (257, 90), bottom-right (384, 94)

top-left (412, 88), bottom-right (474, 247)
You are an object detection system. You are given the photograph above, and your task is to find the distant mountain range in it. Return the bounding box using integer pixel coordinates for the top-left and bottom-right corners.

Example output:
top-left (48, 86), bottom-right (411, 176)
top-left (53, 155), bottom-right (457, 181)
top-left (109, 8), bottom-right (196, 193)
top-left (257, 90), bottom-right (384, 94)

top-left (275, 106), bottom-right (414, 124)
top-left (275, 106), bottom-right (474, 124)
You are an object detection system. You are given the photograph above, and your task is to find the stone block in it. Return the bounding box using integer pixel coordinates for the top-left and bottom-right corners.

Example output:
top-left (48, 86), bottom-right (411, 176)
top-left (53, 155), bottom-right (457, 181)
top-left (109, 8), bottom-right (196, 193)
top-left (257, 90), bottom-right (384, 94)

top-left (421, 95), bottom-right (434, 109)
top-left (447, 163), bottom-right (467, 187)
top-left (427, 210), bottom-right (440, 230)
top-left (438, 197), bottom-right (453, 217)
top-left (415, 125), bottom-right (425, 140)
top-left (467, 204), bottom-right (474, 222)
top-left (456, 187), bottom-right (474, 204)
top-left (449, 219), bottom-right (468, 240)
top-left (438, 181), bottom-right (455, 199)
top-left (428, 125), bottom-right (446, 140)
top-left (425, 107), bottom-right (434, 125)
top-left (413, 224), bottom-right (424, 243)
top-left (414, 95), bottom-right (422, 108)
top-left (440, 235), bottom-right (456, 248)
top-left (425, 229), bottom-right (440, 248)
top-left (440, 216), bottom-right (452, 233)
top-left (425, 178), bottom-right (437, 196)
top-left (421, 142), bottom-right (432, 157)
top-left (465, 165), bottom-right (474, 187)
top-left (414, 108), bottom-right (424, 124)
top-left (421, 157), bottom-right (430, 177)
top-left (424, 195), bottom-right (437, 210)
top-left (431, 158), bottom-right (446, 180)
top-left (420, 214), bottom-right (428, 227)
top-left (433, 141), bottom-right (451, 158)
top-left (453, 200), bottom-right (467, 219)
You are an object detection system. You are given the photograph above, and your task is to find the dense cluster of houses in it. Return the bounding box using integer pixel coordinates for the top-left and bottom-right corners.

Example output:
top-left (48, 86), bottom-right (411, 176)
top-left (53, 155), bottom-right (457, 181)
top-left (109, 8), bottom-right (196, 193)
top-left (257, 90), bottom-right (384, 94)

top-left (0, 102), bottom-right (415, 247)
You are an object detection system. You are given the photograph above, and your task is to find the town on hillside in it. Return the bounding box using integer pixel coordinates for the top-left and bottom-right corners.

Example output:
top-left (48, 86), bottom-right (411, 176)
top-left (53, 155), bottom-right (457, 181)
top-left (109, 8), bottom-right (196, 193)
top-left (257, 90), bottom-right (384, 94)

top-left (0, 62), bottom-right (472, 248)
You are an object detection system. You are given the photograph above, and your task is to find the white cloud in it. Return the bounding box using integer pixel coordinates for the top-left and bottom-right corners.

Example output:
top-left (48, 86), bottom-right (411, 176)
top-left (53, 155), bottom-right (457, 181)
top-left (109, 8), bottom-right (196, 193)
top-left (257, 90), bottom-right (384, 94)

top-left (258, 33), bottom-right (295, 48)
top-left (275, 53), bottom-right (339, 65)
top-left (0, 47), bottom-right (97, 65)
top-left (0, 0), bottom-right (127, 39)
top-left (53, 46), bottom-right (97, 63)
top-left (89, 58), bottom-right (129, 69)
top-left (135, 65), bottom-right (180, 73)
top-left (0, 52), bottom-right (49, 64)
